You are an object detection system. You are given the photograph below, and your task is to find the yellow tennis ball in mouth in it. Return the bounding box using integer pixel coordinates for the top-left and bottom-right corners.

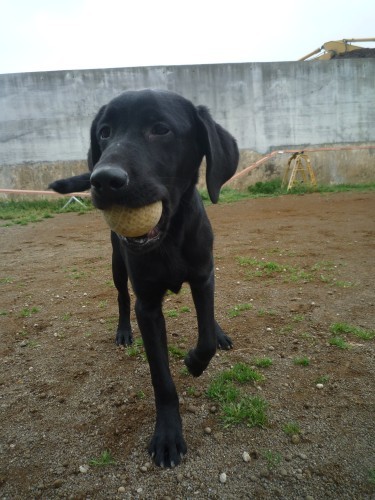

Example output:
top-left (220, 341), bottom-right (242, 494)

top-left (102, 201), bottom-right (163, 237)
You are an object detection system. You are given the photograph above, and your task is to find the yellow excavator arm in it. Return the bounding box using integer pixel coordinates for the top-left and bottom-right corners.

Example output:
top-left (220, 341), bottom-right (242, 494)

top-left (299, 38), bottom-right (375, 61)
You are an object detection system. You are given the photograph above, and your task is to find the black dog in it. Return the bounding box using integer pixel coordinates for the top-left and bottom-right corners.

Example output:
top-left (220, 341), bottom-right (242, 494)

top-left (50, 89), bottom-right (239, 467)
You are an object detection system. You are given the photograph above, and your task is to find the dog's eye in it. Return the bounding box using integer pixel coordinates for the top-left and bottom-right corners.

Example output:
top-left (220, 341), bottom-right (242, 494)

top-left (99, 126), bottom-right (111, 140)
top-left (150, 123), bottom-right (171, 136)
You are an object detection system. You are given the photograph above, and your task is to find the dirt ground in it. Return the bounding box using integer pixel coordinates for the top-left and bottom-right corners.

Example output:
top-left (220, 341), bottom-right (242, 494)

top-left (0, 191), bottom-right (374, 499)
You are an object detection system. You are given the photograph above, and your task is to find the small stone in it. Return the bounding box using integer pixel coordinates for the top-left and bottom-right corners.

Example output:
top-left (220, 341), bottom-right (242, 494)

top-left (176, 473), bottom-right (183, 482)
top-left (299, 453), bottom-right (307, 460)
top-left (140, 465), bottom-right (148, 472)
top-left (118, 486), bottom-right (126, 493)
top-left (316, 383), bottom-right (324, 389)
top-left (209, 405), bottom-right (217, 413)
top-left (280, 468), bottom-right (288, 477)
top-left (213, 432), bottom-right (223, 442)
top-left (187, 404), bottom-right (198, 414)
top-left (242, 451), bottom-right (251, 462)
top-left (79, 465), bottom-right (89, 473)
top-left (204, 427), bottom-right (212, 435)
top-left (52, 479), bottom-right (63, 489)
top-left (291, 434), bottom-right (300, 444)
top-left (219, 472), bottom-right (227, 483)
top-left (20, 340), bottom-right (28, 347)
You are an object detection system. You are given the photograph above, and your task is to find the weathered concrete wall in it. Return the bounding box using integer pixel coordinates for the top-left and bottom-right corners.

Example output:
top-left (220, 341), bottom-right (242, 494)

top-left (0, 60), bottom-right (374, 190)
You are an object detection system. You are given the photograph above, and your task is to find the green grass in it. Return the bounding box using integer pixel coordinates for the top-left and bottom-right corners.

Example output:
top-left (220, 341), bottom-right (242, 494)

top-left (89, 450), bottom-right (116, 467)
top-left (0, 277), bottom-right (14, 284)
top-left (263, 450), bottom-right (282, 470)
top-left (227, 303), bottom-right (253, 318)
top-left (236, 255), bottom-right (354, 287)
top-left (206, 364), bottom-right (267, 428)
top-left (2, 183), bottom-right (374, 226)
top-left (329, 336), bottom-right (349, 349)
top-left (0, 198), bottom-right (91, 226)
top-left (368, 468), bottom-right (375, 485)
top-left (221, 396), bottom-right (268, 428)
top-left (315, 374), bottom-right (330, 384)
top-left (330, 322), bottom-right (374, 341)
top-left (19, 306), bottom-right (40, 318)
top-left (293, 356), bottom-right (310, 366)
top-left (282, 422), bottom-right (301, 436)
top-left (126, 337), bottom-right (144, 357)
top-left (200, 181), bottom-right (375, 205)
top-left (253, 357), bottom-right (273, 368)
top-left (168, 345), bottom-right (186, 359)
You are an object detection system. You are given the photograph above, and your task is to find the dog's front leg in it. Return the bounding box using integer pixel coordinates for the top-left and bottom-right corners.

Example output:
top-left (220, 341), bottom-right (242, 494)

top-left (185, 271), bottom-right (233, 377)
top-left (185, 272), bottom-right (218, 377)
top-left (135, 298), bottom-right (187, 467)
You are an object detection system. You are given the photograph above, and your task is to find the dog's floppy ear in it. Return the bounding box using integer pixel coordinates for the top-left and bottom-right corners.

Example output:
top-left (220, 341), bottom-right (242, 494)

top-left (196, 106), bottom-right (239, 204)
top-left (89, 105), bottom-right (106, 169)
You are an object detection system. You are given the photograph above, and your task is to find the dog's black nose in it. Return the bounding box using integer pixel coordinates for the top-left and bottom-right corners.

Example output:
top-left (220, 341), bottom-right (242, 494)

top-left (90, 166), bottom-right (128, 193)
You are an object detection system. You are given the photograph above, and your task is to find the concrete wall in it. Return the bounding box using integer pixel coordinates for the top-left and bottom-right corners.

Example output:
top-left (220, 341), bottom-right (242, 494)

top-left (0, 60), bottom-right (374, 190)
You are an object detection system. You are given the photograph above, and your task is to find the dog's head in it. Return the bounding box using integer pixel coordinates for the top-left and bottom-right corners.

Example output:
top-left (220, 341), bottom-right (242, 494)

top-left (89, 89), bottom-right (238, 250)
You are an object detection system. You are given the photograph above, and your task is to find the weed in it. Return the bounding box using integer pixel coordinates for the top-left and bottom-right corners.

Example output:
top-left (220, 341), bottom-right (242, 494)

top-left (89, 450), bottom-right (116, 466)
top-left (165, 309), bottom-right (179, 318)
top-left (69, 268), bottom-right (86, 280)
top-left (98, 300), bottom-right (108, 309)
top-left (168, 345), bottom-right (186, 359)
top-left (315, 375), bottom-right (330, 384)
top-left (180, 366), bottom-right (190, 377)
top-left (292, 314), bottom-right (305, 322)
top-left (282, 422), bottom-right (301, 436)
top-left (330, 322), bottom-right (374, 341)
top-left (207, 363), bottom-right (267, 428)
top-left (62, 312), bottom-right (71, 321)
top-left (222, 396), bottom-right (268, 428)
top-left (257, 309), bottom-right (277, 317)
top-left (253, 357), bottom-right (273, 368)
top-left (28, 340), bottom-right (41, 348)
top-left (0, 310), bottom-right (7, 316)
top-left (126, 337), bottom-right (144, 357)
top-left (293, 356), bottom-right (310, 366)
top-left (329, 336), bottom-right (349, 349)
top-left (228, 303), bottom-right (252, 318)
top-left (368, 468), bottom-right (375, 485)
top-left (206, 378), bottom-right (240, 403)
top-left (136, 390), bottom-right (146, 399)
top-left (264, 450), bottom-right (282, 470)
top-left (222, 363), bottom-right (264, 384)
top-left (20, 307), bottom-right (40, 318)
top-left (180, 306), bottom-right (191, 313)
top-left (0, 277), bottom-right (14, 284)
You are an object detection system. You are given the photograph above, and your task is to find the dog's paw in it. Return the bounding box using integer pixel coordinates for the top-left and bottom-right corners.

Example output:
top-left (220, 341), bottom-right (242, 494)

top-left (216, 324), bottom-right (233, 350)
top-left (115, 328), bottom-right (133, 346)
top-left (217, 332), bottom-right (233, 350)
top-left (149, 424), bottom-right (187, 468)
top-left (184, 349), bottom-right (211, 377)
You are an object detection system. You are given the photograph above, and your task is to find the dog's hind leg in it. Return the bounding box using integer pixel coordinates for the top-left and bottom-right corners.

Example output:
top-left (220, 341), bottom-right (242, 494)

top-left (111, 232), bottom-right (133, 346)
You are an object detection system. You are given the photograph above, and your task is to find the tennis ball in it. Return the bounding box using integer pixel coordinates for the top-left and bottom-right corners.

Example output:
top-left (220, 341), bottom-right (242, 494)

top-left (102, 201), bottom-right (162, 237)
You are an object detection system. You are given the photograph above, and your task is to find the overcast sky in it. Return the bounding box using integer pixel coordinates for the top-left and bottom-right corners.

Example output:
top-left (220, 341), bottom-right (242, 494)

top-left (0, 0), bottom-right (374, 74)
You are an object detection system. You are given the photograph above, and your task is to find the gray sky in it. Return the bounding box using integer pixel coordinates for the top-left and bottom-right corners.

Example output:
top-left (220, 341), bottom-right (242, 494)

top-left (0, 0), bottom-right (374, 74)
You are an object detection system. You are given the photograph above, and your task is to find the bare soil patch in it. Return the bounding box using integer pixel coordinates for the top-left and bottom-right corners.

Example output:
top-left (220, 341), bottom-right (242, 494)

top-left (1, 191), bottom-right (374, 499)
